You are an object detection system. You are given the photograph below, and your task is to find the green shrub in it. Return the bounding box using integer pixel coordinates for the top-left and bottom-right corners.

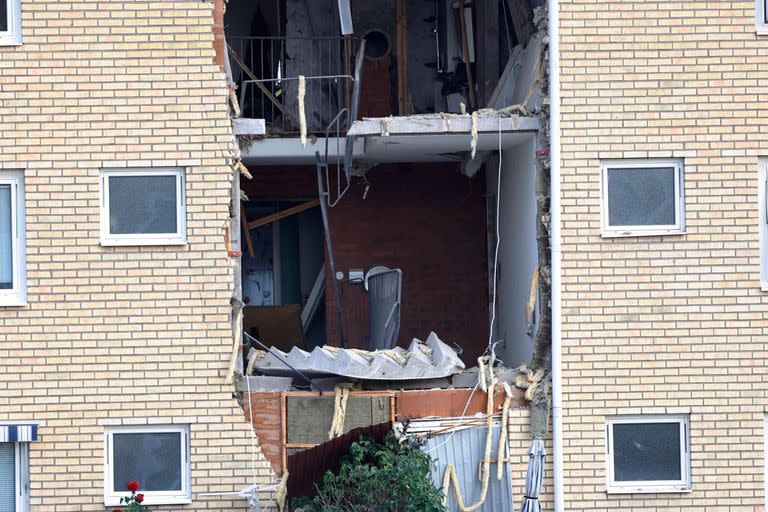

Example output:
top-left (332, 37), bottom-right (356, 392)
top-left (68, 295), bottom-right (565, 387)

top-left (293, 431), bottom-right (445, 512)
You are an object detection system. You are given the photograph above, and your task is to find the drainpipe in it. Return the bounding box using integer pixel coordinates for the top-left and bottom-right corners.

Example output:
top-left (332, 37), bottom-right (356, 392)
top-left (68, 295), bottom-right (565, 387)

top-left (547, 0), bottom-right (564, 510)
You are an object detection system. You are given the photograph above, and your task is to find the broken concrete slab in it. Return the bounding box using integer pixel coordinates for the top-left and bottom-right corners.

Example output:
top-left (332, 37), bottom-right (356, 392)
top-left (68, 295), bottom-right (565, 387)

top-left (233, 118), bottom-right (266, 135)
top-left (347, 113), bottom-right (539, 137)
top-left (251, 332), bottom-right (465, 381)
top-left (238, 375), bottom-right (294, 392)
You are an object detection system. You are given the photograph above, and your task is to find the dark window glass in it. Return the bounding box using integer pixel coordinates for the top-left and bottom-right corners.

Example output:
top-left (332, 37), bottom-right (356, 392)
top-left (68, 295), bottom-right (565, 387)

top-left (607, 167), bottom-right (676, 227)
top-left (0, 2), bottom-right (7, 33)
top-left (108, 175), bottom-right (178, 235)
top-left (612, 422), bottom-right (682, 482)
top-left (113, 432), bottom-right (183, 492)
top-left (0, 185), bottom-right (12, 290)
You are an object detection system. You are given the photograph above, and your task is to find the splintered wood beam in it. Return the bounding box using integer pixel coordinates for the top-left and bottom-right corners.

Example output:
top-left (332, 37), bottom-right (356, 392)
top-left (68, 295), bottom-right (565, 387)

top-left (396, 0), bottom-right (410, 115)
top-left (240, 204), bottom-right (255, 259)
top-left (458, 0), bottom-right (477, 110)
top-left (227, 44), bottom-right (300, 130)
top-left (246, 199), bottom-right (320, 231)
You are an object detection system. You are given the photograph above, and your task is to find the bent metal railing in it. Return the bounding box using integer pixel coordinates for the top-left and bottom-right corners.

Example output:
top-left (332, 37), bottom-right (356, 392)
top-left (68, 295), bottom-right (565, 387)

top-left (228, 36), bottom-right (359, 134)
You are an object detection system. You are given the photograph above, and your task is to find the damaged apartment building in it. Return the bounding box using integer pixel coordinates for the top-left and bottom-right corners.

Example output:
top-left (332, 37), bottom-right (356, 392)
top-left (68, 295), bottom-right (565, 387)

top-left (222, 0), bottom-right (553, 509)
top-left (0, 0), bottom-right (553, 510)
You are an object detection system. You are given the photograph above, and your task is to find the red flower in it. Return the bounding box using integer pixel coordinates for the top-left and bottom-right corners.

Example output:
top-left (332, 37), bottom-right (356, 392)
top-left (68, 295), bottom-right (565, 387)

top-left (114, 509), bottom-right (121, 512)
top-left (135, 494), bottom-right (144, 503)
top-left (127, 480), bottom-right (140, 492)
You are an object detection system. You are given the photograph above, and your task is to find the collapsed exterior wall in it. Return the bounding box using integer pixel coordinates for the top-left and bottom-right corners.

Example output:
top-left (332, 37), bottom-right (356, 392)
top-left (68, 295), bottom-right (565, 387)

top-left (0, 0), bottom-right (274, 509)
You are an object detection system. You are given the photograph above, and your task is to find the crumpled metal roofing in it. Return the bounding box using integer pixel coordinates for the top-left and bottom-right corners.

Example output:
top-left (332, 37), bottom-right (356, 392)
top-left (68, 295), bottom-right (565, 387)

top-left (251, 331), bottom-right (465, 381)
top-left (416, 419), bottom-right (513, 512)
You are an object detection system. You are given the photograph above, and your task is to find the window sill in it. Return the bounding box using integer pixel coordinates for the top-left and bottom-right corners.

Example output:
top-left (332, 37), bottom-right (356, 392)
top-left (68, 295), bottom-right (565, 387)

top-left (100, 237), bottom-right (187, 247)
top-left (0, 298), bottom-right (28, 308)
top-left (105, 497), bottom-right (192, 507)
top-left (607, 486), bottom-right (691, 495)
top-left (601, 230), bottom-right (686, 239)
top-left (0, 36), bottom-right (22, 46)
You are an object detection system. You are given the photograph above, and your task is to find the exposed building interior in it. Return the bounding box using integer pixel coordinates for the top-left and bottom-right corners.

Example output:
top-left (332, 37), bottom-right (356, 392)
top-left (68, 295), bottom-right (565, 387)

top-left (226, 0), bottom-right (547, 364)
top-left (221, 0), bottom-right (552, 507)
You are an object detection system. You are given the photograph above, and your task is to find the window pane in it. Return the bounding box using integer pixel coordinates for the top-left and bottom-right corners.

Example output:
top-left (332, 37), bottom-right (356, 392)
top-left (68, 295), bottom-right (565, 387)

top-left (113, 432), bottom-right (182, 492)
top-left (108, 175), bottom-right (178, 235)
top-left (612, 422), bottom-right (681, 482)
top-left (607, 167), bottom-right (676, 227)
top-left (0, 1), bottom-right (7, 33)
top-left (0, 443), bottom-right (16, 512)
top-left (0, 185), bottom-right (12, 290)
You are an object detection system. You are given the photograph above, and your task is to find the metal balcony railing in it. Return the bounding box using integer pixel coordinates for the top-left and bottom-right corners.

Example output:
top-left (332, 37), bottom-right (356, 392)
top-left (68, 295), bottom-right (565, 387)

top-left (227, 36), bottom-right (358, 135)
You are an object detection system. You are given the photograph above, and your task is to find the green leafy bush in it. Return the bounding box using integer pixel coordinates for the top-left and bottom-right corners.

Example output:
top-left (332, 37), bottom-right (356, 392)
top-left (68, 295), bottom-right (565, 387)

top-left (293, 432), bottom-right (445, 512)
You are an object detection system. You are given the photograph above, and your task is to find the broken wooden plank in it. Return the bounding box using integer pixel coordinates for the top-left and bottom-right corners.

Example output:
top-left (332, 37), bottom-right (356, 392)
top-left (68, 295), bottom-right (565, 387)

top-left (227, 45), bottom-right (300, 130)
top-left (396, 0), bottom-right (410, 115)
top-left (225, 306), bottom-right (244, 385)
top-left (458, 0), bottom-right (477, 110)
top-left (246, 199), bottom-right (320, 231)
top-left (240, 204), bottom-right (255, 259)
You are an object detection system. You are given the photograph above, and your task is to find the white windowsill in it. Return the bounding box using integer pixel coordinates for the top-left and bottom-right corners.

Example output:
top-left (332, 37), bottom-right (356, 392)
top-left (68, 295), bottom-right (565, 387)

top-left (607, 486), bottom-right (692, 495)
top-left (105, 497), bottom-right (192, 507)
top-left (0, 297), bottom-right (27, 307)
top-left (601, 230), bottom-right (686, 238)
top-left (100, 236), bottom-right (187, 247)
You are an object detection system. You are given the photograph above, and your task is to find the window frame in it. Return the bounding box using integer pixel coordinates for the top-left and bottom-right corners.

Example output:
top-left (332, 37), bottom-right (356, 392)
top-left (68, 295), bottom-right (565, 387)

top-left (103, 425), bottom-right (191, 507)
top-left (0, 442), bottom-right (29, 512)
top-left (99, 168), bottom-right (187, 247)
top-left (0, 0), bottom-right (22, 46)
top-left (0, 170), bottom-right (26, 307)
top-left (759, 159), bottom-right (768, 291)
top-left (605, 415), bottom-right (691, 494)
top-left (600, 159), bottom-right (685, 238)
top-left (757, 0), bottom-right (768, 35)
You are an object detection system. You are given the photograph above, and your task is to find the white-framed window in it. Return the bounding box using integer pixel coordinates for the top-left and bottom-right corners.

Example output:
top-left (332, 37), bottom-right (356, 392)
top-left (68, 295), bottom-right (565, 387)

top-left (100, 168), bottom-right (187, 246)
top-left (759, 159), bottom-right (768, 291)
top-left (600, 159), bottom-right (685, 237)
top-left (0, 170), bottom-right (26, 307)
top-left (104, 425), bottom-right (191, 507)
top-left (606, 415), bottom-right (691, 494)
top-left (0, 442), bottom-right (29, 512)
top-left (757, 0), bottom-right (768, 35)
top-left (0, 0), bottom-right (21, 46)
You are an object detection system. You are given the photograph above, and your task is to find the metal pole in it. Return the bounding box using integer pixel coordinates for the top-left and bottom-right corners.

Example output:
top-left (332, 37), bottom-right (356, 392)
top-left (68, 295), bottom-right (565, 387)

top-left (316, 152), bottom-right (347, 348)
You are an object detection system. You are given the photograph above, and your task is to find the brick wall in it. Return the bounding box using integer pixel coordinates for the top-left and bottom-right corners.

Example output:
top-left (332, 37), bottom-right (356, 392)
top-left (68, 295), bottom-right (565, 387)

top-left (0, 1), bottom-right (274, 510)
top-left (559, 1), bottom-right (768, 510)
top-left (242, 163), bottom-right (490, 363)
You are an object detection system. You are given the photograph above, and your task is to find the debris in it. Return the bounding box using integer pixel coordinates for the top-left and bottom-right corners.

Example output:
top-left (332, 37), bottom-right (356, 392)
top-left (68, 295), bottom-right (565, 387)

top-left (328, 385), bottom-right (351, 439)
top-left (497, 383), bottom-right (513, 480)
top-left (298, 75), bottom-right (307, 147)
top-left (441, 356), bottom-right (495, 511)
top-left (234, 160), bottom-right (252, 179)
top-left (225, 299), bottom-right (245, 385)
top-left (250, 332), bottom-right (465, 381)
top-left (276, 470), bottom-right (289, 512)
top-left (470, 111), bottom-right (479, 159)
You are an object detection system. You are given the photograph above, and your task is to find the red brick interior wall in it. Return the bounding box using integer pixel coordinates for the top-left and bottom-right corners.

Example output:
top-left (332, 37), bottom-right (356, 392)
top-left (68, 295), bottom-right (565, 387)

top-left (242, 163), bottom-right (489, 363)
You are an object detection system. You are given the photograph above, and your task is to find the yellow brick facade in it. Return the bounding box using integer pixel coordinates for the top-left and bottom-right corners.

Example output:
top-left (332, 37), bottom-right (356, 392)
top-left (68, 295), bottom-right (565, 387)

top-left (0, 1), bottom-right (274, 510)
top-left (560, 0), bottom-right (768, 510)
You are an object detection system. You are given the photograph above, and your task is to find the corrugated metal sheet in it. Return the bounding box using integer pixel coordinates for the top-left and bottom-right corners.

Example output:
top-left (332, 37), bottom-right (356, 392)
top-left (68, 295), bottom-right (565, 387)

top-left (252, 331), bottom-right (464, 380)
top-left (419, 420), bottom-right (513, 512)
top-left (286, 422), bottom-right (392, 499)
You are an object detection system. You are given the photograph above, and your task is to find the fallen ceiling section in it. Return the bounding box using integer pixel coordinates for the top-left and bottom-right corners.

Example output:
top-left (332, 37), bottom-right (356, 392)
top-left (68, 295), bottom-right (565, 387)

top-left (250, 331), bottom-right (465, 381)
